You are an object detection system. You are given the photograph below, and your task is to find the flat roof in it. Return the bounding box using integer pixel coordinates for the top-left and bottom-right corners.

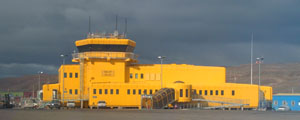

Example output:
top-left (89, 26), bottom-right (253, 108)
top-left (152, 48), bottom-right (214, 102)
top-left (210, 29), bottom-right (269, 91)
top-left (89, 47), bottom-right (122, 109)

top-left (274, 93), bottom-right (300, 96)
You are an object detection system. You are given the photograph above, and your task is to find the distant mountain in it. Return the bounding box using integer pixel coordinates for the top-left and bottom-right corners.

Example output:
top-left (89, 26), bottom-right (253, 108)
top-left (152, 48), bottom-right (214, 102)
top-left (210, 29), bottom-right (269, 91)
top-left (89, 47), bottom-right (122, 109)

top-left (0, 74), bottom-right (58, 92)
top-left (1, 63), bottom-right (299, 93)
top-left (226, 63), bottom-right (300, 93)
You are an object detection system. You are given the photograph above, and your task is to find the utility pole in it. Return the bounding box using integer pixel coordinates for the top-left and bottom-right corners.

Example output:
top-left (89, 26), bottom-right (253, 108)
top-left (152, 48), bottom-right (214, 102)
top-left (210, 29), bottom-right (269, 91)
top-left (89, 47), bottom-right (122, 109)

top-left (60, 54), bottom-right (67, 106)
top-left (256, 56), bottom-right (264, 110)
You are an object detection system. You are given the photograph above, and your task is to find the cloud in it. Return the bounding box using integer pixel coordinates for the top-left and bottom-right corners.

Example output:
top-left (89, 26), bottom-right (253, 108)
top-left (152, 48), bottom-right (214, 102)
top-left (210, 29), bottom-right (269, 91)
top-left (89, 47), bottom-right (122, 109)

top-left (1, 0), bottom-right (300, 77)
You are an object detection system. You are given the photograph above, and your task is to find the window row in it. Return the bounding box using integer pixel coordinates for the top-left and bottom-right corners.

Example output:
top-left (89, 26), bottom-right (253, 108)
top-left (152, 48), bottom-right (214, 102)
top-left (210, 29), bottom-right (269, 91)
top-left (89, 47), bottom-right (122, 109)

top-left (130, 73), bottom-right (144, 79)
top-left (68, 89), bottom-right (78, 95)
top-left (274, 100), bottom-right (299, 106)
top-left (93, 89), bottom-right (159, 95)
top-left (179, 89), bottom-right (236, 97)
top-left (129, 73), bottom-right (161, 80)
top-left (64, 72), bottom-right (79, 78)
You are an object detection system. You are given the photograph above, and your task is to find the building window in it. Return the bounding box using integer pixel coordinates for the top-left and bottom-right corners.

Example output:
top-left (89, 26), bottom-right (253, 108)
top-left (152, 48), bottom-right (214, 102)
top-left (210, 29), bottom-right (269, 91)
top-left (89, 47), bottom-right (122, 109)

top-left (205, 90), bottom-right (208, 95)
top-left (130, 73), bottom-right (133, 78)
top-left (232, 90), bottom-right (235, 96)
top-left (210, 90), bottom-right (213, 95)
top-left (135, 73), bottom-right (138, 79)
top-left (186, 89), bottom-right (189, 97)
top-left (180, 89), bottom-right (183, 97)
top-left (69, 89), bottom-right (72, 94)
top-left (291, 101), bottom-right (295, 106)
top-left (133, 89), bottom-right (136, 95)
top-left (116, 89), bottom-right (119, 94)
top-left (150, 90), bottom-right (153, 94)
top-left (274, 100), bottom-right (278, 106)
top-left (139, 89), bottom-right (142, 95)
top-left (282, 101), bottom-right (287, 105)
top-left (99, 89), bottom-right (102, 94)
top-left (127, 89), bottom-right (130, 95)
top-left (199, 90), bottom-right (202, 95)
top-left (215, 90), bottom-right (219, 95)
top-left (141, 74), bottom-right (144, 79)
top-left (193, 90), bottom-right (196, 95)
top-left (93, 89), bottom-right (96, 94)
top-left (105, 89), bottom-right (108, 94)
top-left (69, 73), bottom-right (72, 78)
top-left (144, 89), bottom-right (147, 94)
top-left (221, 90), bottom-right (224, 95)
top-left (75, 89), bottom-right (78, 95)
top-left (110, 89), bottom-right (113, 94)
top-left (64, 73), bottom-right (67, 78)
top-left (75, 73), bottom-right (78, 78)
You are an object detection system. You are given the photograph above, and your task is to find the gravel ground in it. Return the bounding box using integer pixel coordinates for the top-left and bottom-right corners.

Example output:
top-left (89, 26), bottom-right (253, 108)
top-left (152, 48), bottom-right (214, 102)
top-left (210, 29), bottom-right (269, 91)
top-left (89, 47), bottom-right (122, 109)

top-left (1, 109), bottom-right (300, 120)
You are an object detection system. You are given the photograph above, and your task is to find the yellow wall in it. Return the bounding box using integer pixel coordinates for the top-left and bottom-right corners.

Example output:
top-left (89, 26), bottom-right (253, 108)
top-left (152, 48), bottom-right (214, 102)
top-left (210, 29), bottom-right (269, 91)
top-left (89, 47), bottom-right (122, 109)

top-left (89, 83), bottom-right (160, 107)
top-left (129, 64), bottom-right (226, 85)
top-left (42, 84), bottom-right (60, 101)
top-left (58, 65), bottom-right (81, 100)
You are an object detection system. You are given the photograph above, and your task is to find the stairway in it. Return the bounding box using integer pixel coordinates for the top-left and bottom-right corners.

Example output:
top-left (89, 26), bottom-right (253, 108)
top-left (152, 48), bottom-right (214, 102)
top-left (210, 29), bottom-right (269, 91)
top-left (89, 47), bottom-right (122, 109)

top-left (152, 88), bottom-right (175, 109)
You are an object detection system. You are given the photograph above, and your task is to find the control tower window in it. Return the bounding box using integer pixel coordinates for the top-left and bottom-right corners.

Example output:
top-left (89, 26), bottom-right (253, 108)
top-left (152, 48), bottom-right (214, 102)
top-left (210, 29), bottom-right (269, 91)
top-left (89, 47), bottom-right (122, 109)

top-left (77, 44), bottom-right (135, 52)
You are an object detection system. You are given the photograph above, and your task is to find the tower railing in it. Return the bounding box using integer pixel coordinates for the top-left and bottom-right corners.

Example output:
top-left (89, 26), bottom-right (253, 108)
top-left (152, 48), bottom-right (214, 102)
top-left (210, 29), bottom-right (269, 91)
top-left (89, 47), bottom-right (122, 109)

top-left (72, 52), bottom-right (138, 60)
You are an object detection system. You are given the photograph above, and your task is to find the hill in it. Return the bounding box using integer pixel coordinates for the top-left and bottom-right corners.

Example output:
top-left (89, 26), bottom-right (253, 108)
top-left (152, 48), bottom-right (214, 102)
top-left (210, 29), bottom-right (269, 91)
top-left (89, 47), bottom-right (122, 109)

top-left (226, 63), bottom-right (300, 93)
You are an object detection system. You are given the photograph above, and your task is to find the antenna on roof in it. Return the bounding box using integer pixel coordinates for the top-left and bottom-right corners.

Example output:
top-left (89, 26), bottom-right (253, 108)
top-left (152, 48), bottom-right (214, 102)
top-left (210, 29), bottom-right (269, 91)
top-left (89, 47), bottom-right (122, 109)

top-left (124, 18), bottom-right (127, 38)
top-left (88, 16), bottom-right (91, 34)
top-left (114, 15), bottom-right (119, 36)
top-left (115, 15), bottom-right (118, 31)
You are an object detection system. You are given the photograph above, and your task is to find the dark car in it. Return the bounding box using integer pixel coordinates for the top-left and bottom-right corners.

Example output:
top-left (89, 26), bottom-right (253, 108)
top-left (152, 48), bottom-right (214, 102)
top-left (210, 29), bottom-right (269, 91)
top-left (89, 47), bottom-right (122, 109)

top-left (47, 100), bottom-right (61, 109)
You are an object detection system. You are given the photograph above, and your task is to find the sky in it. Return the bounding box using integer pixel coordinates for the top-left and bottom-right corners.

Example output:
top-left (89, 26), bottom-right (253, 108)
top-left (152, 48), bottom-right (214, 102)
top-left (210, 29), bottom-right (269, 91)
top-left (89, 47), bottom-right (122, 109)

top-left (1, 0), bottom-right (300, 78)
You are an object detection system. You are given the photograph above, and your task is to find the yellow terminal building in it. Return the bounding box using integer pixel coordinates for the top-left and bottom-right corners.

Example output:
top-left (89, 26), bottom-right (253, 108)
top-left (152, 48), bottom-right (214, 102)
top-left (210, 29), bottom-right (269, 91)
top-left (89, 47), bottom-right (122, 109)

top-left (42, 32), bottom-right (272, 109)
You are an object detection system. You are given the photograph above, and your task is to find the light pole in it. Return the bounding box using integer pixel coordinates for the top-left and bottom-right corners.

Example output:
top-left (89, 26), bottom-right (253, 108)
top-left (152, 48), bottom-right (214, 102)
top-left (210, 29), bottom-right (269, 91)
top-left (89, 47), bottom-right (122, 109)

top-left (158, 56), bottom-right (166, 89)
top-left (38, 71), bottom-right (43, 91)
top-left (256, 56), bottom-right (264, 110)
top-left (60, 54), bottom-right (68, 105)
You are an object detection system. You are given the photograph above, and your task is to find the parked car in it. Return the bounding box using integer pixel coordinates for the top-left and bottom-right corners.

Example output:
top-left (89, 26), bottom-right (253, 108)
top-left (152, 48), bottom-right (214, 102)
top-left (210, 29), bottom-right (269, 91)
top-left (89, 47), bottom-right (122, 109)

top-left (97, 101), bottom-right (106, 108)
top-left (20, 98), bottom-right (38, 109)
top-left (47, 100), bottom-right (61, 109)
top-left (67, 101), bottom-right (75, 108)
top-left (276, 106), bottom-right (291, 111)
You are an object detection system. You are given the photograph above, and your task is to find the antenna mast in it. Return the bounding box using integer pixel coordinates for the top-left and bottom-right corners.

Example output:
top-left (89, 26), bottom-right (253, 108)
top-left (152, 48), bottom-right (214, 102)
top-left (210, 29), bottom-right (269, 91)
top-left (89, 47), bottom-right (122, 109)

top-left (251, 32), bottom-right (253, 85)
top-left (124, 18), bottom-right (127, 38)
top-left (89, 16), bottom-right (91, 34)
top-left (114, 15), bottom-right (119, 36)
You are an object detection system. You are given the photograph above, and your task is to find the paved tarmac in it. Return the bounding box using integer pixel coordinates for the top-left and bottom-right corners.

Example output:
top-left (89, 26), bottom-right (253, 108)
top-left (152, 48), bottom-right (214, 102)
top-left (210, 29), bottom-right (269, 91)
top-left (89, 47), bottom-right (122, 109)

top-left (1, 109), bottom-right (300, 120)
